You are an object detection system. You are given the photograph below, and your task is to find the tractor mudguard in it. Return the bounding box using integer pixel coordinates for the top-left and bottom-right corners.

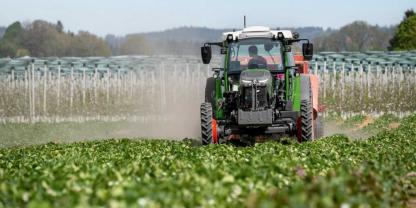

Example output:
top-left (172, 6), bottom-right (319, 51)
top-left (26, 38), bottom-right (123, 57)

top-left (300, 74), bottom-right (319, 119)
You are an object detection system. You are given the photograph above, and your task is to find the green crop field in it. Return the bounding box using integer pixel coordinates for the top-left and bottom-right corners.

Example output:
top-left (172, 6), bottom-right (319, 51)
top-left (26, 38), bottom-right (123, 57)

top-left (0, 115), bottom-right (415, 207)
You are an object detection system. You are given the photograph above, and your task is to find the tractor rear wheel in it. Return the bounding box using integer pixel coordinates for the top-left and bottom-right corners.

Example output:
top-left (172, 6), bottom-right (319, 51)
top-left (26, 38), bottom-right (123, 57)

top-left (201, 102), bottom-right (213, 145)
top-left (299, 75), bottom-right (314, 142)
top-left (299, 100), bottom-right (313, 142)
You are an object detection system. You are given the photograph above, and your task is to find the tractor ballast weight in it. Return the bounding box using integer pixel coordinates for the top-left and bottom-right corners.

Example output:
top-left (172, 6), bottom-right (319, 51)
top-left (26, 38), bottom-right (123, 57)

top-left (200, 26), bottom-right (322, 144)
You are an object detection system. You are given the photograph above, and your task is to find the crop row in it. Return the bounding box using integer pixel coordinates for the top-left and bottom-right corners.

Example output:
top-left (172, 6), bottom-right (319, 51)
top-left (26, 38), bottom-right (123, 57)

top-left (0, 115), bottom-right (415, 207)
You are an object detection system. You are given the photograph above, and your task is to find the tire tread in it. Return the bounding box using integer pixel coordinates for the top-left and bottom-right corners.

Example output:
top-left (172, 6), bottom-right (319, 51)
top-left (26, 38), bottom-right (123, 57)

top-left (200, 102), bottom-right (213, 145)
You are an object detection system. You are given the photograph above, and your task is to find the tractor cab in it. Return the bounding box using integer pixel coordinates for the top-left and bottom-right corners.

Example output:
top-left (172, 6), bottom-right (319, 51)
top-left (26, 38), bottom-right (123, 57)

top-left (228, 38), bottom-right (284, 73)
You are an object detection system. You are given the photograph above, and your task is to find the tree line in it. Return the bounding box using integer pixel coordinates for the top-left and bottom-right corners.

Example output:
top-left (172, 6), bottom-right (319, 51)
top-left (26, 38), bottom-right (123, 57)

top-left (314, 9), bottom-right (415, 52)
top-left (0, 20), bottom-right (111, 58)
top-left (0, 9), bottom-right (415, 58)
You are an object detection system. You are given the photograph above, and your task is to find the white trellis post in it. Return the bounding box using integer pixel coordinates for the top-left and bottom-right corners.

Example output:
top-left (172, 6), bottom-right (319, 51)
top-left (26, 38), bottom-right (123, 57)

top-left (106, 65), bottom-right (110, 105)
top-left (390, 64), bottom-right (394, 97)
top-left (140, 69), bottom-right (144, 104)
top-left (367, 63), bottom-right (372, 110)
top-left (43, 62), bottom-right (48, 116)
top-left (359, 62), bottom-right (364, 112)
top-left (57, 62), bottom-right (61, 109)
top-left (160, 62), bottom-right (166, 113)
top-left (25, 67), bottom-right (29, 120)
top-left (340, 60), bottom-right (345, 111)
top-left (11, 68), bottom-right (14, 89)
top-left (323, 59), bottom-right (327, 101)
top-left (94, 64), bottom-right (98, 105)
top-left (70, 63), bottom-right (74, 112)
top-left (82, 63), bottom-right (86, 106)
top-left (129, 68), bottom-right (133, 99)
top-left (117, 66), bottom-right (121, 105)
top-left (31, 60), bottom-right (36, 122)
top-left (24, 68), bottom-right (29, 119)
top-left (350, 62), bottom-right (355, 113)
top-left (332, 59), bottom-right (337, 99)
top-left (375, 63), bottom-right (380, 112)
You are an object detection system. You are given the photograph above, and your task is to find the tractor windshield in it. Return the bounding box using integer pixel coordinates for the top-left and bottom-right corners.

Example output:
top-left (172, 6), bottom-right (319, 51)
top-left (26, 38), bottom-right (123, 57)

top-left (228, 38), bottom-right (283, 74)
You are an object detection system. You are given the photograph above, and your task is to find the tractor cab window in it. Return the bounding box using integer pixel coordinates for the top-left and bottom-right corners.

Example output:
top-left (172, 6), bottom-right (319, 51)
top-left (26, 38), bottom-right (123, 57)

top-left (228, 38), bottom-right (283, 74)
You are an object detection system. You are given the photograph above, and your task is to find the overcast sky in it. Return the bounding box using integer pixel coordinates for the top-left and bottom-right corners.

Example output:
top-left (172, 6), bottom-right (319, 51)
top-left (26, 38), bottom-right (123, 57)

top-left (0, 0), bottom-right (414, 36)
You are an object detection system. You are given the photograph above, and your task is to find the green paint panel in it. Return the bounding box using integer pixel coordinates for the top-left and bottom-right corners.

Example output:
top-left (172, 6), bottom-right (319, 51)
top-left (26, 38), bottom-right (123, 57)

top-left (292, 76), bottom-right (301, 111)
top-left (214, 51), bottom-right (229, 119)
top-left (215, 78), bottom-right (224, 119)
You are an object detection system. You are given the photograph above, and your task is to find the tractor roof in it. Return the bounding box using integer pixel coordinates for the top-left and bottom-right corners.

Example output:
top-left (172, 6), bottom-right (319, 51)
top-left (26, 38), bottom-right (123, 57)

top-left (222, 26), bottom-right (294, 41)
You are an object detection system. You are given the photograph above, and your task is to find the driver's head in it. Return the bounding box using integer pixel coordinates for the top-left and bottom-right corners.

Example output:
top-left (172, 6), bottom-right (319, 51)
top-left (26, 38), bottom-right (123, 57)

top-left (248, 45), bottom-right (258, 57)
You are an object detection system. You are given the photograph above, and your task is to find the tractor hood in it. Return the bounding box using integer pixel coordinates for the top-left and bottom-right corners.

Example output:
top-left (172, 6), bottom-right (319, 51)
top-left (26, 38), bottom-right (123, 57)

top-left (239, 69), bottom-right (272, 87)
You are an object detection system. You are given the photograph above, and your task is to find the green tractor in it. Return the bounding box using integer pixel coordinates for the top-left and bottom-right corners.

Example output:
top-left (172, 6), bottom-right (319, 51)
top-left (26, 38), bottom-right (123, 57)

top-left (200, 26), bottom-right (322, 145)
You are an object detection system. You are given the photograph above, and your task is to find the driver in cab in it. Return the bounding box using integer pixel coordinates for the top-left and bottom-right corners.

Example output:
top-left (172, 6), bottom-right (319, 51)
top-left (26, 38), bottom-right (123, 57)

top-left (248, 45), bottom-right (267, 69)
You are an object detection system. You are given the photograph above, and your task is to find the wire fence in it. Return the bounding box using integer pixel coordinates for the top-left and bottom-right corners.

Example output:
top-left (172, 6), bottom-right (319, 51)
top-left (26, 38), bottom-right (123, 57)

top-left (311, 61), bottom-right (416, 118)
top-left (0, 56), bottom-right (415, 123)
top-left (0, 62), bottom-right (213, 123)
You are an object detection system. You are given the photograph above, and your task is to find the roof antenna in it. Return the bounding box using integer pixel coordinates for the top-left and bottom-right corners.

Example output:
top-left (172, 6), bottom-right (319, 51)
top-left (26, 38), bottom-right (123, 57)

top-left (244, 15), bottom-right (246, 28)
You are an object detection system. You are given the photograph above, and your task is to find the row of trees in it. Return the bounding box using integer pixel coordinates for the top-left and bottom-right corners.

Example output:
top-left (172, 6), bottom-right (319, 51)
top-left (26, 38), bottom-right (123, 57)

top-left (312, 9), bottom-right (415, 52)
top-left (0, 20), bottom-right (111, 58)
top-left (0, 9), bottom-right (415, 57)
top-left (313, 22), bottom-right (394, 52)
top-left (389, 9), bottom-right (416, 50)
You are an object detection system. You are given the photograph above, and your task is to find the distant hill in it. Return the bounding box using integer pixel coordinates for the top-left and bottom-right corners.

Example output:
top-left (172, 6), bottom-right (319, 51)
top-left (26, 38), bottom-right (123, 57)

top-left (0, 20), bottom-right (401, 57)
top-left (140, 26), bottom-right (326, 42)
top-left (282, 27), bottom-right (328, 40)
top-left (106, 26), bottom-right (326, 55)
top-left (142, 27), bottom-right (228, 42)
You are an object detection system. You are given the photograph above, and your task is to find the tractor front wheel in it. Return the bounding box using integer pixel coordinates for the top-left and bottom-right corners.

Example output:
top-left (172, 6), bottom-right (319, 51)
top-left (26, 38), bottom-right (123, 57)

top-left (200, 102), bottom-right (217, 145)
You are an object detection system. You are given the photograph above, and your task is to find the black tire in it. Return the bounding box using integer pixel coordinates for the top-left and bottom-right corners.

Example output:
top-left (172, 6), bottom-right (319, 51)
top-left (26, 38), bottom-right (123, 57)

top-left (205, 77), bottom-right (216, 115)
top-left (300, 100), bottom-right (313, 142)
top-left (299, 75), bottom-right (313, 142)
top-left (200, 102), bottom-right (213, 145)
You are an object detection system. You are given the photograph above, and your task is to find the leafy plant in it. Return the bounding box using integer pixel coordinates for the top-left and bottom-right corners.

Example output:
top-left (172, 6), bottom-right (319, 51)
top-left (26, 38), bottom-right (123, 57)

top-left (363, 114), bottom-right (400, 132)
top-left (0, 115), bottom-right (415, 207)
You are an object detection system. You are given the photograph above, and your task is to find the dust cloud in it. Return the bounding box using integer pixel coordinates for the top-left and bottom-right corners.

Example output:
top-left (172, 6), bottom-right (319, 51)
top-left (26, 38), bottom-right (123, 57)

top-left (322, 121), bottom-right (376, 140)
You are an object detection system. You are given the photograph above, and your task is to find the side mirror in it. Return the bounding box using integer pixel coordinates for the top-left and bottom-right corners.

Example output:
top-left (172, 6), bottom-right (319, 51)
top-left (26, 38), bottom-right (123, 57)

top-left (201, 46), bottom-right (212, 64)
top-left (302, 43), bottom-right (314, 61)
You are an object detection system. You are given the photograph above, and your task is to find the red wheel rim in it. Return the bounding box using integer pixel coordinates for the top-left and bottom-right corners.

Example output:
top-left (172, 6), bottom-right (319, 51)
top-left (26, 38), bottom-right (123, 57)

top-left (212, 119), bottom-right (218, 144)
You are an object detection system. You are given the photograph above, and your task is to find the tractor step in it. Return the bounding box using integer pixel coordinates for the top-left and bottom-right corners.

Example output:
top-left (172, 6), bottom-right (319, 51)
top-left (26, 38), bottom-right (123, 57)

top-left (264, 125), bottom-right (291, 134)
